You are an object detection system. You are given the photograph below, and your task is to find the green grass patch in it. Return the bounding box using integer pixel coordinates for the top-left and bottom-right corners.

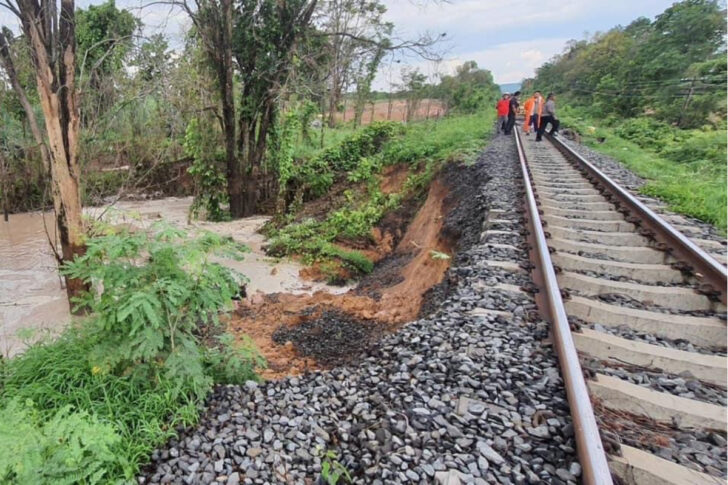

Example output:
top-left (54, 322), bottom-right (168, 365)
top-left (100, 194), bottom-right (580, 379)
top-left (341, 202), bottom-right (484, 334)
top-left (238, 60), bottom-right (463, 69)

top-left (560, 109), bottom-right (726, 233)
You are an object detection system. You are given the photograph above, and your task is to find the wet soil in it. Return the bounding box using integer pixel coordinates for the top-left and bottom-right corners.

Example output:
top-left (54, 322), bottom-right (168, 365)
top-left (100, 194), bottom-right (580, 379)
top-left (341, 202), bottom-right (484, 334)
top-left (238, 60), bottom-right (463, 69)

top-left (231, 160), bottom-right (491, 379)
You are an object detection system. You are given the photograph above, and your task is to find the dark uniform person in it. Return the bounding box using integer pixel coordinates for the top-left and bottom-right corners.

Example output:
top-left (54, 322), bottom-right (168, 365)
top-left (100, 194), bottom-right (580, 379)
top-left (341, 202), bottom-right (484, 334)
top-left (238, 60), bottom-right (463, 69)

top-left (536, 93), bottom-right (560, 141)
top-left (504, 90), bottom-right (520, 135)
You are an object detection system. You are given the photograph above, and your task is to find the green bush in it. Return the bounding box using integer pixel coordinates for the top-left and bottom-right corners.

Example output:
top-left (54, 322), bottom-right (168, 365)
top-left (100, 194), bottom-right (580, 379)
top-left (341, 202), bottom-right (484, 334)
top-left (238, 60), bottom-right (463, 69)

top-left (0, 226), bottom-right (263, 483)
top-left (613, 118), bottom-right (682, 152)
top-left (62, 224), bottom-right (250, 392)
top-left (184, 118), bottom-right (229, 221)
top-left (660, 128), bottom-right (726, 167)
top-left (289, 121), bottom-right (400, 197)
top-left (320, 121), bottom-right (400, 171)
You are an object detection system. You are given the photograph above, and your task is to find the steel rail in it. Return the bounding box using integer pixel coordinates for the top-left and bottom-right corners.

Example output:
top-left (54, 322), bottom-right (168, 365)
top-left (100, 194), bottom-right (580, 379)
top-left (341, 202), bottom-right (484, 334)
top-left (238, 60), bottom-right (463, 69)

top-left (514, 129), bottom-right (614, 485)
top-left (549, 135), bottom-right (727, 304)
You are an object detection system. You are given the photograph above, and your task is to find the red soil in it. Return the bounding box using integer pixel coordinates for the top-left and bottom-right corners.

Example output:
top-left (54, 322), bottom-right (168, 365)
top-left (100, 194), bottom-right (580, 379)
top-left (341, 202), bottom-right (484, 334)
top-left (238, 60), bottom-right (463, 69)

top-left (230, 178), bottom-right (453, 379)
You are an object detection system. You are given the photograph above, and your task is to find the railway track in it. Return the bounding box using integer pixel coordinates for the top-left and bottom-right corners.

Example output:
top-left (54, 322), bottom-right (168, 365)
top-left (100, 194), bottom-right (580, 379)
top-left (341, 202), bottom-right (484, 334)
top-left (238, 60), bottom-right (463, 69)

top-left (514, 129), bottom-right (727, 485)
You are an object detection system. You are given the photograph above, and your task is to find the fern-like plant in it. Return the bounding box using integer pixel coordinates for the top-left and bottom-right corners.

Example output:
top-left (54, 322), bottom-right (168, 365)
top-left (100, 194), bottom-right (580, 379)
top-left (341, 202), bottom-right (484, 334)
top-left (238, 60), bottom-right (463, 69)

top-left (63, 223), bottom-right (249, 394)
top-left (0, 399), bottom-right (121, 484)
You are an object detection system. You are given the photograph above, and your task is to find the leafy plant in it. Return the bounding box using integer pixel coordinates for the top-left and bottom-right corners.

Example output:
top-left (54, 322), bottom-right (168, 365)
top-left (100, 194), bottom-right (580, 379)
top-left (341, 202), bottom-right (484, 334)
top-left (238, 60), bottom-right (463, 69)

top-left (317, 448), bottom-right (352, 485)
top-left (288, 121), bottom-right (400, 197)
top-left (0, 399), bottom-right (121, 485)
top-left (0, 331), bottom-right (203, 480)
top-left (184, 118), bottom-right (229, 221)
top-left (62, 223), bottom-right (249, 393)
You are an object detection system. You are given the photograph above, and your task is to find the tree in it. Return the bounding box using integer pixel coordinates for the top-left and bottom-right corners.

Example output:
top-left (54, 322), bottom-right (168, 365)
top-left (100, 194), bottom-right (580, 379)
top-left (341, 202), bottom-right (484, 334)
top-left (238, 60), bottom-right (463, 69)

top-left (532, 0), bottom-right (726, 128)
top-left (352, 42), bottom-right (386, 125)
top-left (319, 0), bottom-right (391, 127)
top-left (132, 33), bottom-right (171, 85)
top-left (0, 28), bottom-right (50, 172)
top-left (163, 0), bottom-right (239, 215)
top-left (435, 60), bottom-right (500, 113)
top-left (76, 0), bottom-right (138, 122)
top-left (231, 0), bottom-right (318, 216)
top-left (399, 67), bottom-right (426, 122)
top-left (1, 0), bottom-right (87, 301)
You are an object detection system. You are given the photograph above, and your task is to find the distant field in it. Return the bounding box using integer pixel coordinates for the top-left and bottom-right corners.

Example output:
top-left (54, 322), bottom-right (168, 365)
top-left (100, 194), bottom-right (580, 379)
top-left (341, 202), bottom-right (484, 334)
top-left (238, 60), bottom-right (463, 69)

top-left (332, 98), bottom-right (447, 124)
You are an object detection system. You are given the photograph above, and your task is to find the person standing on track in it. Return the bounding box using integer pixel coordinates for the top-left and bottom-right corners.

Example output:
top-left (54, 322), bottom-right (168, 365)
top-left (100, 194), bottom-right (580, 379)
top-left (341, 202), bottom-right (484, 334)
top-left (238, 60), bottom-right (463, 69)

top-left (535, 93), bottom-right (560, 141)
top-left (522, 94), bottom-right (534, 135)
top-left (530, 91), bottom-right (544, 135)
top-left (504, 90), bottom-right (520, 135)
top-left (495, 93), bottom-right (510, 134)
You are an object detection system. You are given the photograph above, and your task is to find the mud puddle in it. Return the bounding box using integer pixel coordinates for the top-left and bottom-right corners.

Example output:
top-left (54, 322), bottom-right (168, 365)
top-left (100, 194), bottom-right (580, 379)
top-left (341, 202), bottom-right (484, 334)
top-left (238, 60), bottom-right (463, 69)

top-left (232, 161), bottom-right (489, 379)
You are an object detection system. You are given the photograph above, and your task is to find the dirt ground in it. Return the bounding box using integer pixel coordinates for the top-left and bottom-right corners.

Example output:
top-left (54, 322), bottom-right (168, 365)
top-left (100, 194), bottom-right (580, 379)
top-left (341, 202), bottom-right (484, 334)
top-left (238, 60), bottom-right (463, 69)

top-left (230, 159), bottom-right (490, 379)
top-left (332, 99), bottom-right (447, 125)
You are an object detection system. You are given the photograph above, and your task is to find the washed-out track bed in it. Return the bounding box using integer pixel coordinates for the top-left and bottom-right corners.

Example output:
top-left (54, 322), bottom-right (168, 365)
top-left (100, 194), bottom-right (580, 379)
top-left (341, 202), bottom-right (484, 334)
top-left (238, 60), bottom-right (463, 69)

top-left (141, 136), bottom-right (583, 485)
top-left (517, 130), bottom-right (727, 484)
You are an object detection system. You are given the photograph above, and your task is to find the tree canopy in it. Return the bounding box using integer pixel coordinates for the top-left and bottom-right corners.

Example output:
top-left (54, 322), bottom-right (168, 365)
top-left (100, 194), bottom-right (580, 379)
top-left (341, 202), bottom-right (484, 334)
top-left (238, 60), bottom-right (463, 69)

top-left (532, 0), bottom-right (726, 128)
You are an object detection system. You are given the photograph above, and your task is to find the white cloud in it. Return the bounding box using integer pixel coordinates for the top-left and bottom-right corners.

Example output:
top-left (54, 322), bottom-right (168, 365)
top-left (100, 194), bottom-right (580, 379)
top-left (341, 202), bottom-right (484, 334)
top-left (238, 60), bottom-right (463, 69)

top-left (372, 36), bottom-right (569, 90)
top-left (382, 0), bottom-right (587, 37)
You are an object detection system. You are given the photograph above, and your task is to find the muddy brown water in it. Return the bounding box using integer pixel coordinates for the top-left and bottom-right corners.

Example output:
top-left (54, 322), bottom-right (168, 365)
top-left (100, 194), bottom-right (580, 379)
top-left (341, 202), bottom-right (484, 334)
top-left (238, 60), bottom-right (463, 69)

top-left (0, 197), bottom-right (346, 358)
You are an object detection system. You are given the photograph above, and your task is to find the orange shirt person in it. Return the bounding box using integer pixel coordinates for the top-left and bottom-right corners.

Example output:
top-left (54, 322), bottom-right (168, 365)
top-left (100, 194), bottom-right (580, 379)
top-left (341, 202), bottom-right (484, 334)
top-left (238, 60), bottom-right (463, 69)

top-left (523, 96), bottom-right (535, 134)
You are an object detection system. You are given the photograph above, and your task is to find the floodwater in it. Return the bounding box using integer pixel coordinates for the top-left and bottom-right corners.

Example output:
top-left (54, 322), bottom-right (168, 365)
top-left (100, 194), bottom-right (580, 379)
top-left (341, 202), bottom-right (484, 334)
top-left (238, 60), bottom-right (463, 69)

top-left (0, 211), bottom-right (70, 357)
top-left (0, 197), bottom-right (346, 358)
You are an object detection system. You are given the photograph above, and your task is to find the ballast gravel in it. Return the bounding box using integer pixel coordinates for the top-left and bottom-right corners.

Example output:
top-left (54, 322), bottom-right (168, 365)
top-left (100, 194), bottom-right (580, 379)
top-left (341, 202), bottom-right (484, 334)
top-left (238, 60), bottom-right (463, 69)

top-left (140, 135), bottom-right (580, 484)
top-left (584, 320), bottom-right (727, 357)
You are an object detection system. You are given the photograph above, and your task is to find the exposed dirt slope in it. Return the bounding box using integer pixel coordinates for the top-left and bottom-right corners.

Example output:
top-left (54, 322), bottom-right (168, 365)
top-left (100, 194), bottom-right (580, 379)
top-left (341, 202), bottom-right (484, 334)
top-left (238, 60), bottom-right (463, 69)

top-left (230, 160), bottom-right (490, 379)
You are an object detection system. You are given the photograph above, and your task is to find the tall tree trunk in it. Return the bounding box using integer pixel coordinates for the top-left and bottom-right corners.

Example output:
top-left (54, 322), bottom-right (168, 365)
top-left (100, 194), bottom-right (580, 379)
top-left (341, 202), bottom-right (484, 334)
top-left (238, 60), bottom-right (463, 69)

top-left (218, 0), bottom-right (242, 217)
top-left (0, 148), bottom-right (8, 222)
top-left (19, 0), bottom-right (87, 302)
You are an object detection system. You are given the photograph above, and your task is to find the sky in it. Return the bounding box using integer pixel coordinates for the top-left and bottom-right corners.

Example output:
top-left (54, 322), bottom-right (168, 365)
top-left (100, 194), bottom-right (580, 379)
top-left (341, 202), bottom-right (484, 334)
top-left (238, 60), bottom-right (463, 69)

top-left (375, 0), bottom-right (680, 88)
top-left (0, 0), bottom-right (680, 89)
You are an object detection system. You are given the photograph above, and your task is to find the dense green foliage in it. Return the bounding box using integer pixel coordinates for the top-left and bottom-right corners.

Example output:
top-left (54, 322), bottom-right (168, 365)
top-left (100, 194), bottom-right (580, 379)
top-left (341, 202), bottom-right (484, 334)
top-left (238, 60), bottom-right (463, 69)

top-left (434, 61), bottom-right (501, 114)
top-left (184, 118), bottom-right (229, 221)
top-left (533, 0), bottom-right (726, 128)
top-left (530, 0), bottom-right (726, 231)
top-left (62, 224), bottom-right (252, 390)
top-left (287, 121), bottom-right (401, 198)
top-left (0, 398), bottom-right (120, 484)
top-left (0, 228), bottom-right (262, 483)
top-left (560, 107), bottom-right (726, 231)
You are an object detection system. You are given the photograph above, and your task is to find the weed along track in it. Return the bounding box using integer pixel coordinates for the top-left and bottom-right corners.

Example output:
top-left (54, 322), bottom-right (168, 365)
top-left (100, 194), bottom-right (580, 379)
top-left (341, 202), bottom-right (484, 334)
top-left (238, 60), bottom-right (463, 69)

top-left (516, 130), bottom-right (727, 484)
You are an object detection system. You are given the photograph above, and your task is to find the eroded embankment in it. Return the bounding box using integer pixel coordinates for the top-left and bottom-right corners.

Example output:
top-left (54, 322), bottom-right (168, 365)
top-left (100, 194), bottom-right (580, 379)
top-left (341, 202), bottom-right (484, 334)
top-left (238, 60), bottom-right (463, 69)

top-left (231, 161), bottom-right (490, 378)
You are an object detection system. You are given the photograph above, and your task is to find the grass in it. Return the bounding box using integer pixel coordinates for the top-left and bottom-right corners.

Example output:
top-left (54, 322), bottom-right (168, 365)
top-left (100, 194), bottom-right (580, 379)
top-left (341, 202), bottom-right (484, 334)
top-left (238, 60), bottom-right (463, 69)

top-left (383, 112), bottom-right (494, 166)
top-left (0, 331), bottom-right (203, 482)
top-left (560, 110), bottom-right (727, 233)
top-left (0, 227), bottom-right (261, 484)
